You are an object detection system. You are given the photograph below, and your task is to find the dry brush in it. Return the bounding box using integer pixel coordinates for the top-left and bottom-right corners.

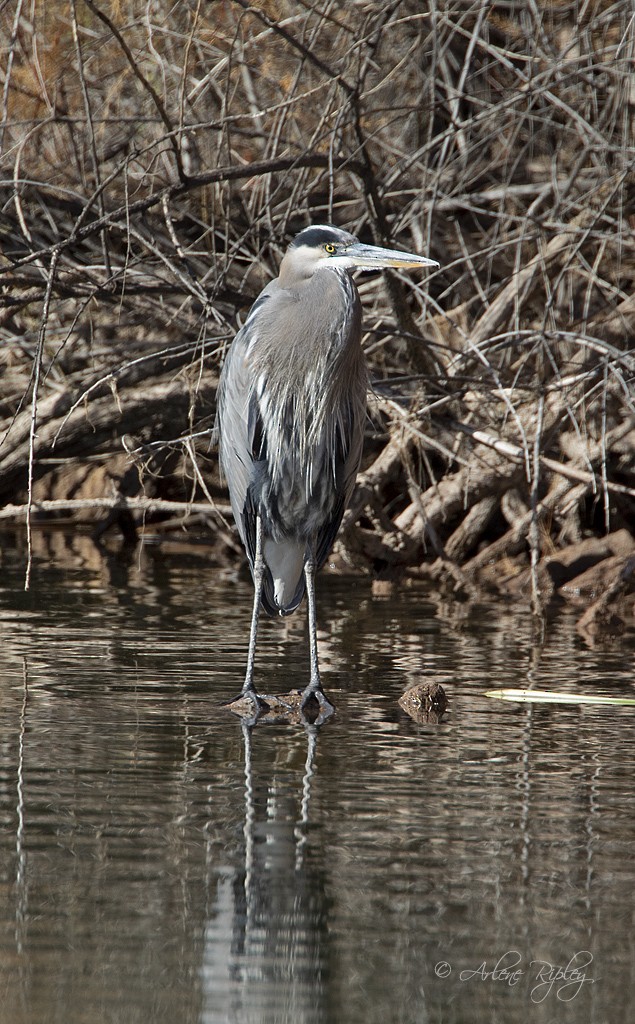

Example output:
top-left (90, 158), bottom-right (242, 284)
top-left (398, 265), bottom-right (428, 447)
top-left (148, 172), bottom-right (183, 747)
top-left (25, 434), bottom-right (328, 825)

top-left (0, 0), bottom-right (633, 627)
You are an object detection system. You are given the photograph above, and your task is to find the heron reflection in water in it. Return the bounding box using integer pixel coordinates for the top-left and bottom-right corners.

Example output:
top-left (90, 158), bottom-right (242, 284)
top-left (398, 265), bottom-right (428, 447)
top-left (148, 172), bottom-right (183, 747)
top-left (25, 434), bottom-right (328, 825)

top-left (215, 225), bottom-right (438, 718)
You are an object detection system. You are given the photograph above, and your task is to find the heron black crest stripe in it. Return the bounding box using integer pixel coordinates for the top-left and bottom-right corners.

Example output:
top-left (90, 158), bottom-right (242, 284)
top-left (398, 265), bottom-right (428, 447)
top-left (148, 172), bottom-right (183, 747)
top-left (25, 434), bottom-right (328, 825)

top-left (290, 226), bottom-right (355, 250)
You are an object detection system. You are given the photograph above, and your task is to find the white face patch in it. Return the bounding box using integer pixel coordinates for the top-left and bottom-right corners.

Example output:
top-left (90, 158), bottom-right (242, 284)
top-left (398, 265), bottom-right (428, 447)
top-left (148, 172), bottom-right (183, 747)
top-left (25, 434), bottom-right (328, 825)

top-left (290, 244), bottom-right (331, 277)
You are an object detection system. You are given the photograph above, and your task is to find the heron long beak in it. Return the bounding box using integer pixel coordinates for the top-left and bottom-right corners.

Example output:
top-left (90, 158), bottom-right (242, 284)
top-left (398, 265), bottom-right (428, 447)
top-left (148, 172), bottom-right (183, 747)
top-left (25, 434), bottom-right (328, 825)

top-left (343, 241), bottom-right (439, 271)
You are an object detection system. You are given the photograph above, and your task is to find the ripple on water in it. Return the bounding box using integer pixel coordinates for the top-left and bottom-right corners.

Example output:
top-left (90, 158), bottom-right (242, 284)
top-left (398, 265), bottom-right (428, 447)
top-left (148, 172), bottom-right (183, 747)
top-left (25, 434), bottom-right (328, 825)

top-left (0, 543), bottom-right (633, 1023)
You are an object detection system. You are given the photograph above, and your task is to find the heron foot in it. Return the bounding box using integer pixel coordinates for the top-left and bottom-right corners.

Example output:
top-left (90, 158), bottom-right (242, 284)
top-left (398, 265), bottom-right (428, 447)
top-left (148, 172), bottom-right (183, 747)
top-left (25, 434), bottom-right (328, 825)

top-left (223, 687), bottom-right (268, 714)
top-left (222, 686), bottom-right (294, 720)
top-left (299, 682), bottom-right (335, 723)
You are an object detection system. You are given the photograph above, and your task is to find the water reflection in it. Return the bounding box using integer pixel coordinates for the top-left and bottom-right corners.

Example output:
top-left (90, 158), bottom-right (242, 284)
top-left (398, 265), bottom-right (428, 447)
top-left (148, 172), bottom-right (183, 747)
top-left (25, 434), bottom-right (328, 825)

top-left (203, 720), bottom-right (326, 1022)
top-left (0, 530), bottom-right (634, 1024)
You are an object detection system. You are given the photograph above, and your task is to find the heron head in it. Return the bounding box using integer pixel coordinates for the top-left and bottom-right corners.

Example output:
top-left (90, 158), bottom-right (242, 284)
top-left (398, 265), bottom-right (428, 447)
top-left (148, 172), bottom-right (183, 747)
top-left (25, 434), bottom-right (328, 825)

top-left (284, 224), bottom-right (439, 280)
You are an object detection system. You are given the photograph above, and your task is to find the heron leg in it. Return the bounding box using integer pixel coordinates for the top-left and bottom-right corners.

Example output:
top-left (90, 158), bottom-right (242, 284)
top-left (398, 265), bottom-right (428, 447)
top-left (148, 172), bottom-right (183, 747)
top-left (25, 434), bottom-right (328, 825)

top-left (225, 515), bottom-right (293, 718)
top-left (299, 556), bottom-right (335, 718)
top-left (221, 515), bottom-right (268, 717)
top-left (240, 515), bottom-right (268, 710)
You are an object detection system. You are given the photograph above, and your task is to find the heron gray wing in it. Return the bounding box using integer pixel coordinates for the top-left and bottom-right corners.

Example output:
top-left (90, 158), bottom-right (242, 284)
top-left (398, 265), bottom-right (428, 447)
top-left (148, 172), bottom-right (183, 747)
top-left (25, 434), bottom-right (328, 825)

top-left (218, 347), bottom-right (286, 616)
top-left (216, 345), bottom-right (249, 543)
top-left (313, 403), bottom-right (365, 571)
top-left (216, 283), bottom-right (288, 568)
top-left (215, 291), bottom-right (274, 553)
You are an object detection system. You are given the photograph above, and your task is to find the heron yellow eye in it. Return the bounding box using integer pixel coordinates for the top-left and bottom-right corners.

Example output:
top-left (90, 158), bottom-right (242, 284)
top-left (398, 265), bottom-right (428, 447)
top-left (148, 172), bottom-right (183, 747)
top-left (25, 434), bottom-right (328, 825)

top-left (324, 243), bottom-right (336, 254)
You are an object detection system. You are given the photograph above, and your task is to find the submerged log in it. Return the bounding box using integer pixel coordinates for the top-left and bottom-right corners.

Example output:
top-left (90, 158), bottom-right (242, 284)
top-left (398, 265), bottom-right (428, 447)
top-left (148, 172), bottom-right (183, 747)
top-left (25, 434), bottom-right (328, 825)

top-left (399, 683), bottom-right (448, 724)
top-left (224, 690), bottom-right (333, 726)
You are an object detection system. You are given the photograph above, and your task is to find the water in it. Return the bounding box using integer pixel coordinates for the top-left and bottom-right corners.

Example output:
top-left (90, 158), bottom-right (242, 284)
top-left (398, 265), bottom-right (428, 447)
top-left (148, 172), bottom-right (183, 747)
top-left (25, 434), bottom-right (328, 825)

top-left (0, 531), bottom-right (634, 1023)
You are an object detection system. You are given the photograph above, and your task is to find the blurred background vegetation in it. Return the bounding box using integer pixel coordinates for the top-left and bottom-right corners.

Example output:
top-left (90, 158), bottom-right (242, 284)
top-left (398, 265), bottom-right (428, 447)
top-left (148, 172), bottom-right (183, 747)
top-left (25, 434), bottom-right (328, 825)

top-left (0, 0), bottom-right (633, 618)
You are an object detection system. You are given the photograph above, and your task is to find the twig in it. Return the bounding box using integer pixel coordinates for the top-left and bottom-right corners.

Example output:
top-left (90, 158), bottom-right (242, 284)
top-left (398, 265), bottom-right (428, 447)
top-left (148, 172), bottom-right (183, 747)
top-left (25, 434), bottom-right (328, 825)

top-left (0, 496), bottom-right (230, 520)
top-left (83, 0), bottom-right (186, 182)
top-left (450, 420), bottom-right (635, 499)
top-left (529, 392), bottom-right (545, 613)
top-left (0, 153), bottom-right (367, 277)
top-left (25, 247), bottom-right (60, 590)
top-left (71, 0), bottom-right (112, 276)
top-left (0, 0), bottom-right (25, 152)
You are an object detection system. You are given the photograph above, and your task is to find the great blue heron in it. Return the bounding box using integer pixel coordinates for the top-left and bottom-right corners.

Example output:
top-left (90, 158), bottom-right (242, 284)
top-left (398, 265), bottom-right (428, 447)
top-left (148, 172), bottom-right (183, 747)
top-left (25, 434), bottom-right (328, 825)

top-left (216, 225), bottom-right (438, 717)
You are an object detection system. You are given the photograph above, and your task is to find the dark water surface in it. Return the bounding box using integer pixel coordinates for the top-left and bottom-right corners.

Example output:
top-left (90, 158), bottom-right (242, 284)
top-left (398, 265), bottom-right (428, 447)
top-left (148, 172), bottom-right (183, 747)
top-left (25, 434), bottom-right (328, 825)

top-left (0, 532), bottom-right (634, 1023)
